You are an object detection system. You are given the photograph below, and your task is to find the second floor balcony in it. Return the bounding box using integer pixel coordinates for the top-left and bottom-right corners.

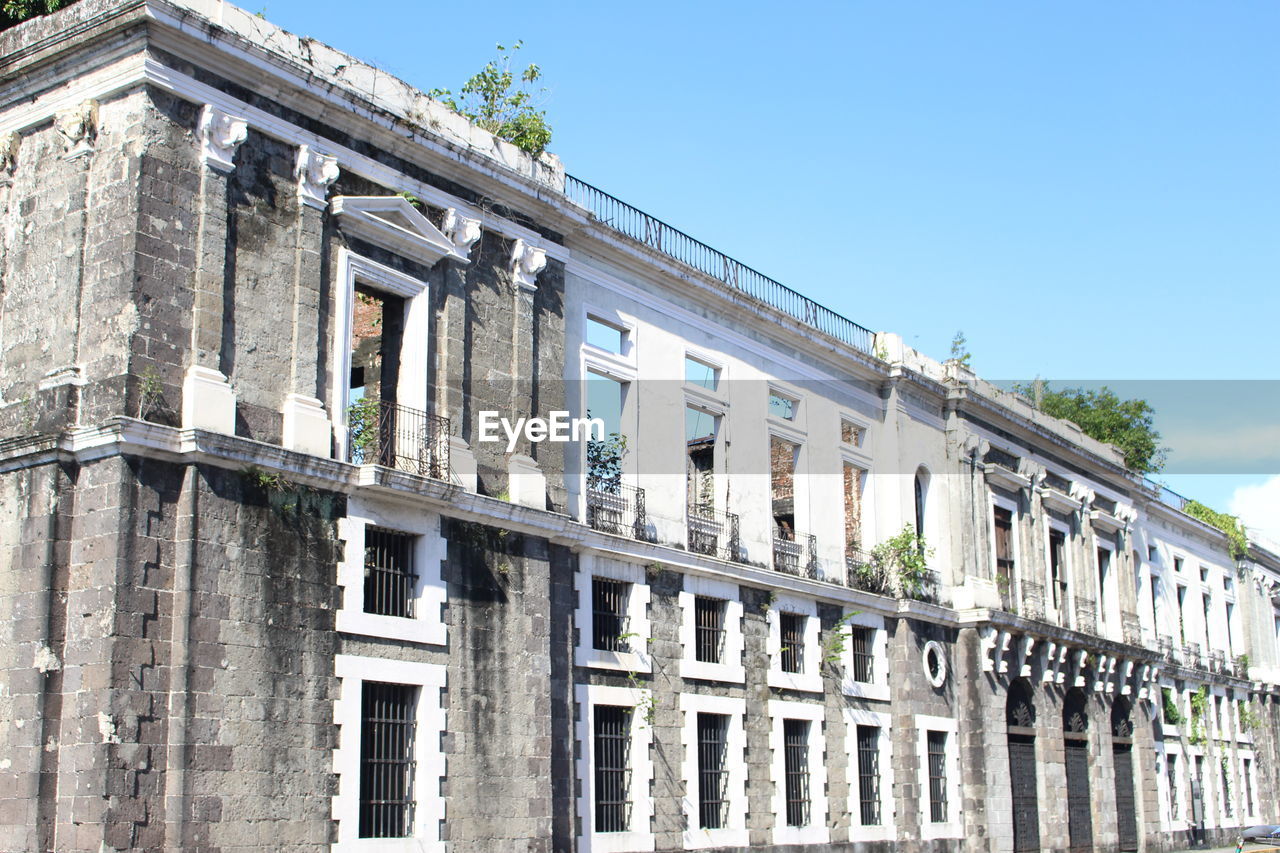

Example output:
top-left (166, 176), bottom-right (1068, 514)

top-left (348, 399), bottom-right (450, 480)
top-left (687, 504), bottom-right (741, 563)
top-left (585, 480), bottom-right (653, 542)
top-left (773, 526), bottom-right (818, 579)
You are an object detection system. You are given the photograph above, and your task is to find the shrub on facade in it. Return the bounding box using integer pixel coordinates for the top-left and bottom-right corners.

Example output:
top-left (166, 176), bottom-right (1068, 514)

top-left (428, 41), bottom-right (553, 155)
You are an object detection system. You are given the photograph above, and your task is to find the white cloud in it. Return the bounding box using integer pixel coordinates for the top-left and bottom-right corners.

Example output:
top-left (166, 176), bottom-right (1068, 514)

top-left (1229, 475), bottom-right (1280, 550)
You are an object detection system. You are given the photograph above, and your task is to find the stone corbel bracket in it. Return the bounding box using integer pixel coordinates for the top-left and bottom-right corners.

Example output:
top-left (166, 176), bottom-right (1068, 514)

top-left (979, 626), bottom-right (999, 673)
top-left (997, 631), bottom-right (1012, 675)
top-left (1073, 649), bottom-right (1088, 688)
top-left (1056, 645), bottom-right (1069, 685)
top-left (56, 99), bottom-right (98, 158)
top-left (199, 105), bottom-right (248, 172)
top-left (510, 238), bottom-right (547, 291)
top-left (1041, 641), bottom-right (1059, 684)
top-left (296, 144), bottom-right (339, 209)
top-left (1019, 636), bottom-right (1036, 678)
top-left (443, 208), bottom-right (482, 258)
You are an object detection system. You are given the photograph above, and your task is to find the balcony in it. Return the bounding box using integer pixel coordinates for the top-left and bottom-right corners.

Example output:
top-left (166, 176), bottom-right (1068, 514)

top-left (687, 504), bottom-right (741, 562)
top-left (348, 399), bottom-right (449, 480)
top-left (1208, 650), bottom-right (1226, 674)
top-left (585, 480), bottom-right (652, 542)
top-left (845, 548), bottom-right (891, 596)
top-left (773, 527), bottom-right (818, 579)
top-left (1183, 641), bottom-right (1201, 669)
top-left (1075, 600), bottom-right (1098, 635)
top-left (1157, 635), bottom-right (1176, 664)
top-left (1020, 580), bottom-right (1047, 621)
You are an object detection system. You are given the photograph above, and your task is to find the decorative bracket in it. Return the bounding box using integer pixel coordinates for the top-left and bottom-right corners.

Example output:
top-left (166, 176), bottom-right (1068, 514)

top-left (1041, 641), bottom-right (1058, 683)
top-left (1020, 636), bottom-right (1036, 678)
top-left (509, 238), bottom-right (547, 291)
top-left (56, 100), bottom-right (98, 158)
top-left (199, 105), bottom-right (248, 172)
top-left (1073, 648), bottom-right (1088, 688)
top-left (443, 208), bottom-right (482, 257)
top-left (979, 626), bottom-right (999, 673)
top-left (295, 144), bottom-right (339, 209)
top-left (997, 631), bottom-right (1012, 674)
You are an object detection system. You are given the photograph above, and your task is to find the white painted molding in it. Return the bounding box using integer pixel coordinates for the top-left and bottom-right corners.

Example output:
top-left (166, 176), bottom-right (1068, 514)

top-left (331, 195), bottom-right (467, 266)
top-left (281, 393), bottom-right (332, 456)
top-left (443, 207), bottom-right (483, 257)
top-left (55, 99), bottom-right (97, 158)
top-left (679, 694), bottom-right (749, 850)
top-left (510, 238), bottom-right (547, 291)
top-left (295, 143), bottom-right (339, 209)
top-left (198, 104), bottom-right (248, 172)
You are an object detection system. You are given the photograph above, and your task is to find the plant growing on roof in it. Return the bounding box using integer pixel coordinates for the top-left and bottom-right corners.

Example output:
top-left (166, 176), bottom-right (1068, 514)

top-left (1181, 500), bottom-right (1249, 562)
top-left (428, 41), bottom-right (553, 155)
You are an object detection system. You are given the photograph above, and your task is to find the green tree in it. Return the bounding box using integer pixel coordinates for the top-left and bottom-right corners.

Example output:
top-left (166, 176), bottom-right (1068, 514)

top-left (2, 0), bottom-right (72, 29)
top-left (1015, 383), bottom-right (1167, 474)
top-left (429, 41), bottom-right (552, 156)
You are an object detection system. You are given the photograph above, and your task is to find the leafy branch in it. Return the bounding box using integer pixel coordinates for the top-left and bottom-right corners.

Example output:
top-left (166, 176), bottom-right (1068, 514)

top-left (1182, 500), bottom-right (1249, 562)
top-left (428, 41), bottom-right (552, 155)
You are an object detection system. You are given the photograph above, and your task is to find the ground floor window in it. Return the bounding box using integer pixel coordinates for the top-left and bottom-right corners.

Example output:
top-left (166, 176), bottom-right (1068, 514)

top-left (360, 682), bottom-right (417, 838)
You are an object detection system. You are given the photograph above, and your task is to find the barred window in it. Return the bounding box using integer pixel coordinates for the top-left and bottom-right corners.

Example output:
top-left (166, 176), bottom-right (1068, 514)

top-left (594, 705), bottom-right (632, 832)
top-left (359, 682), bottom-right (417, 839)
top-left (364, 528), bottom-right (418, 618)
top-left (849, 626), bottom-right (874, 683)
top-left (856, 725), bottom-right (881, 826)
top-left (927, 730), bottom-right (948, 823)
top-left (783, 719), bottom-right (811, 827)
top-left (697, 713), bottom-right (730, 829)
top-left (1167, 755), bottom-right (1179, 820)
top-left (592, 578), bottom-right (631, 652)
top-left (695, 596), bottom-right (726, 664)
top-left (1244, 758), bottom-right (1254, 816)
top-left (780, 613), bottom-right (805, 674)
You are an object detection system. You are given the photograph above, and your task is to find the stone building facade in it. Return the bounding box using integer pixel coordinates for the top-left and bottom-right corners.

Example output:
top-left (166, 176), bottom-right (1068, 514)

top-left (1, 2), bottom-right (1277, 852)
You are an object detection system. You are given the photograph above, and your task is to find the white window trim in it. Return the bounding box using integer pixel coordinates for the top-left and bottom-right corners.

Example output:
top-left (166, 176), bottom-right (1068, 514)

top-left (916, 714), bottom-right (962, 840)
top-left (1161, 742), bottom-right (1186, 829)
top-left (331, 249), bottom-right (431, 462)
top-left (766, 383), bottom-right (803, 427)
top-left (1238, 750), bottom-right (1257, 822)
top-left (768, 699), bottom-right (829, 846)
top-left (575, 555), bottom-right (652, 673)
top-left (1095, 535), bottom-right (1119, 633)
top-left (679, 694), bottom-right (748, 850)
top-left (767, 595), bottom-right (822, 693)
top-left (990, 490), bottom-right (1019, 587)
top-left (1158, 679), bottom-right (1181, 738)
top-left (678, 576), bottom-right (745, 684)
top-left (845, 708), bottom-right (894, 841)
top-left (583, 306), bottom-right (637, 369)
top-left (1044, 516), bottom-right (1073, 622)
top-left (575, 684), bottom-right (655, 853)
top-left (332, 654), bottom-right (446, 852)
top-left (683, 349), bottom-right (726, 401)
top-left (839, 611), bottom-right (889, 701)
top-left (336, 499), bottom-right (447, 645)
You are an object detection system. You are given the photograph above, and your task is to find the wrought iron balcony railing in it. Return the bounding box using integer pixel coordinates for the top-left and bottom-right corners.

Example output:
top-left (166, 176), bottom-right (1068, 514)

top-left (773, 528), bottom-right (818, 579)
top-left (687, 504), bottom-right (741, 563)
top-left (845, 548), bottom-right (891, 596)
top-left (585, 480), bottom-right (652, 542)
top-left (1020, 580), bottom-right (1047, 621)
top-left (1157, 635), bottom-right (1175, 663)
top-left (1183, 641), bottom-right (1201, 669)
top-left (1075, 601), bottom-right (1098, 635)
top-left (1208, 650), bottom-right (1226, 674)
top-left (348, 400), bottom-right (449, 480)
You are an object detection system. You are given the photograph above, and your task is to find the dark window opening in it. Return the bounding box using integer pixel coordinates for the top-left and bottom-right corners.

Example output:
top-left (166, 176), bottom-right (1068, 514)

top-left (592, 578), bottom-right (631, 652)
top-left (363, 528), bottom-right (418, 618)
top-left (697, 713), bottom-right (730, 830)
top-left (856, 725), bottom-right (881, 826)
top-left (783, 719), bottom-right (811, 827)
top-left (359, 682), bottom-right (417, 839)
top-left (780, 613), bottom-right (805, 674)
top-left (927, 730), bottom-right (948, 823)
top-left (694, 596), bottom-right (726, 664)
top-left (1049, 529), bottom-right (1067, 611)
top-left (849, 626), bottom-right (874, 683)
top-left (594, 705), bottom-right (632, 832)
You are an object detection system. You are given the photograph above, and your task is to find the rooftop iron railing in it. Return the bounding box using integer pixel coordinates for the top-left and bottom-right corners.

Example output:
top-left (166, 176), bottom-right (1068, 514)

top-left (565, 175), bottom-right (876, 355)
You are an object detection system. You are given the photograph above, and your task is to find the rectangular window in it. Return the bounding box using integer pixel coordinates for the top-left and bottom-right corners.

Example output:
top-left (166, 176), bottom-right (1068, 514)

top-left (769, 391), bottom-right (797, 421)
top-left (359, 682), bottom-right (417, 839)
top-left (783, 719), bottom-right (811, 827)
top-left (586, 316), bottom-right (625, 354)
top-left (593, 578), bottom-right (631, 652)
top-left (1177, 586), bottom-right (1188, 643)
top-left (1167, 754), bottom-right (1179, 820)
top-left (363, 528), bottom-right (418, 618)
top-left (1097, 547), bottom-right (1111, 596)
top-left (780, 613), bottom-right (805, 674)
top-left (686, 405), bottom-right (719, 512)
top-left (856, 725), bottom-right (881, 826)
top-left (843, 463), bottom-right (864, 556)
top-left (594, 705), bottom-right (632, 832)
top-left (685, 356), bottom-right (719, 391)
top-left (849, 626), bottom-right (875, 683)
top-left (1049, 528), bottom-right (1067, 611)
top-left (1222, 757), bottom-right (1233, 817)
top-left (697, 713), bottom-right (730, 830)
top-left (840, 418), bottom-right (863, 446)
top-left (927, 730), bottom-right (948, 823)
top-left (695, 596), bottom-right (726, 664)
top-left (994, 506), bottom-right (1014, 587)
top-left (1244, 758), bottom-right (1254, 816)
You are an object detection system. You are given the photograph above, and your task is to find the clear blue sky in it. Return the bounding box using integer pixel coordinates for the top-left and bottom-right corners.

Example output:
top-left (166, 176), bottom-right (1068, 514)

top-left (255, 0), bottom-right (1278, 518)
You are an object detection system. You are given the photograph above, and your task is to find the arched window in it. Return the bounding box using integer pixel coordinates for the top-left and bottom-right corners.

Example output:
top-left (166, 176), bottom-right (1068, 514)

top-left (1006, 679), bottom-right (1039, 852)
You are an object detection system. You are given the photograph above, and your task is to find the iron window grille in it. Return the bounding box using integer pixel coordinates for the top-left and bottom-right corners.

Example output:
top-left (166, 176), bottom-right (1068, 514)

top-left (849, 626), bottom-right (874, 683)
top-left (594, 705), bottom-right (632, 833)
top-left (780, 613), bottom-right (805, 674)
top-left (694, 596), bottom-right (727, 664)
top-left (592, 578), bottom-right (631, 652)
top-left (363, 528), bottom-right (418, 618)
top-left (359, 682), bottom-right (417, 839)
top-left (927, 730), bottom-right (948, 823)
top-left (697, 713), bottom-right (730, 830)
top-left (783, 719), bottom-right (811, 827)
top-left (856, 725), bottom-right (881, 826)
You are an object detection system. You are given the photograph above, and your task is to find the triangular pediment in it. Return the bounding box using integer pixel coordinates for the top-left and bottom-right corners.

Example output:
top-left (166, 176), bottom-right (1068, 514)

top-left (331, 195), bottom-right (468, 266)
